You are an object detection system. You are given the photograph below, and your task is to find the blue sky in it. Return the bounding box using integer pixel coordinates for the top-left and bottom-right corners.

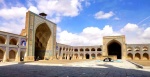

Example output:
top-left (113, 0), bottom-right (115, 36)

top-left (59, 0), bottom-right (150, 32)
top-left (0, 0), bottom-right (150, 45)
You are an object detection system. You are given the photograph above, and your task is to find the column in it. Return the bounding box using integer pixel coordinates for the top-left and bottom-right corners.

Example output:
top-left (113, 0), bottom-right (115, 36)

top-left (3, 47), bottom-right (8, 62)
top-left (15, 37), bottom-right (21, 62)
top-left (3, 35), bottom-right (9, 62)
top-left (83, 47), bottom-right (86, 59)
top-left (15, 48), bottom-right (20, 62)
top-left (90, 48), bottom-right (92, 59)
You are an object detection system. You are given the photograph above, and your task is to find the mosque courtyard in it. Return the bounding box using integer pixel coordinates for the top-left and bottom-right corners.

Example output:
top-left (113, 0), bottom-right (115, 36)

top-left (0, 60), bottom-right (150, 77)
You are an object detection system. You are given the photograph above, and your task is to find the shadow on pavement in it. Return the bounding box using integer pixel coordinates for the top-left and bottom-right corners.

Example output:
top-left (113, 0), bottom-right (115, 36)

top-left (0, 63), bottom-right (149, 77)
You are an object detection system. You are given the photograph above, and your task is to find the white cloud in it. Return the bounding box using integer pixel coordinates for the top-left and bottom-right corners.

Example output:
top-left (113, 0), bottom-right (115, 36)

top-left (0, 0), bottom-right (150, 45)
top-left (50, 17), bottom-right (61, 23)
top-left (0, 0), bottom-right (83, 34)
top-left (57, 23), bottom-right (150, 46)
top-left (114, 17), bottom-right (120, 20)
top-left (94, 11), bottom-right (114, 19)
top-left (57, 26), bottom-right (62, 33)
top-left (0, 6), bottom-right (27, 34)
top-left (36, 0), bottom-right (82, 17)
top-left (142, 27), bottom-right (150, 39)
top-left (28, 6), bottom-right (39, 14)
top-left (57, 25), bottom-right (121, 46)
top-left (119, 23), bottom-right (150, 44)
top-left (0, 19), bottom-right (25, 34)
top-left (0, 7), bottom-right (27, 20)
top-left (120, 23), bottom-right (139, 32)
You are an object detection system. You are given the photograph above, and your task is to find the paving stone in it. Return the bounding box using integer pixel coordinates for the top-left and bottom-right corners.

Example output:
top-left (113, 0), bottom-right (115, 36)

top-left (0, 60), bottom-right (150, 77)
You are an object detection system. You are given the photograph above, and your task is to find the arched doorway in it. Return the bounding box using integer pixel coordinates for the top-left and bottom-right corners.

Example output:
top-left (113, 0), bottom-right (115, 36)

top-left (143, 53), bottom-right (149, 60)
top-left (0, 49), bottom-right (4, 61)
top-left (91, 53), bottom-right (95, 59)
top-left (66, 54), bottom-right (68, 59)
top-left (80, 54), bottom-right (84, 59)
top-left (9, 50), bottom-right (16, 61)
top-left (107, 41), bottom-right (121, 59)
top-left (35, 23), bottom-right (51, 61)
top-left (97, 53), bottom-right (101, 59)
top-left (62, 53), bottom-right (65, 59)
top-left (135, 53), bottom-right (141, 60)
top-left (74, 54), bottom-right (78, 59)
top-left (127, 53), bottom-right (133, 60)
top-left (69, 54), bottom-right (73, 60)
top-left (20, 51), bottom-right (25, 61)
top-left (85, 53), bottom-right (90, 59)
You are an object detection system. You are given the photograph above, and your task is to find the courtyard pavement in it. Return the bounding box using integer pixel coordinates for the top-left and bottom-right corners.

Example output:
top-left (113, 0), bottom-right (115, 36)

top-left (0, 60), bottom-right (150, 77)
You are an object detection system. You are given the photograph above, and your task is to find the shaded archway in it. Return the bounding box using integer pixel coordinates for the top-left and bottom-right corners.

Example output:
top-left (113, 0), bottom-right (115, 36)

top-left (80, 48), bottom-right (84, 52)
top-left (97, 53), bottom-right (101, 59)
top-left (56, 53), bottom-right (58, 59)
top-left (85, 53), bottom-right (90, 59)
top-left (69, 54), bottom-right (73, 60)
top-left (97, 48), bottom-right (101, 51)
top-left (80, 54), bottom-right (84, 59)
top-left (91, 48), bottom-right (95, 51)
top-left (62, 53), bottom-right (65, 59)
top-left (143, 53), bottom-right (149, 60)
top-left (135, 53), bottom-right (141, 60)
top-left (65, 54), bottom-right (68, 59)
top-left (127, 53), bottom-right (133, 60)
top-left (85, 48), bottom-right (89, 51)
top-left (91, 53), bottom-right (95, 59)
top-left (66, 48), bottom-right (68, 51)
top-left (0, 49), bottom-right (4, 61)
top-left (20, 51), bottom-right (25, 61)
top-left (9, 38), bottom-right (17, 45)
top-left (107, 41), bottom-right (121, 59)
top-left (9, 50), bottom-right (16, 61)
top-left (74, 48), bottom-right (78, 52)
top-left (0, 36), bottom-right (6, 44)
top-left (35, 23), bottom-right (51, 60)
top-left (74, 54), bottom-right (78, 59)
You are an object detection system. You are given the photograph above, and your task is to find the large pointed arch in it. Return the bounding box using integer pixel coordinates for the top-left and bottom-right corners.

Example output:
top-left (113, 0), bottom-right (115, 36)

top-left (34, 23), bottom-right (51, 60)
top-left (107, 40), bottom-right (122, 59)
